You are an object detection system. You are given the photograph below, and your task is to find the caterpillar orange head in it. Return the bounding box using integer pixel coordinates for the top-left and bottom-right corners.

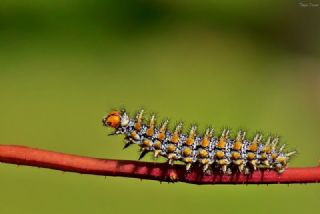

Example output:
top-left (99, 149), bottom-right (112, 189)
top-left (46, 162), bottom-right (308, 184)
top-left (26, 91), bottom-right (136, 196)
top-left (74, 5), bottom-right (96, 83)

top-left (103, 111), bottom-right (121, 128)
top-left (102, 110), bottom-right (130, 129)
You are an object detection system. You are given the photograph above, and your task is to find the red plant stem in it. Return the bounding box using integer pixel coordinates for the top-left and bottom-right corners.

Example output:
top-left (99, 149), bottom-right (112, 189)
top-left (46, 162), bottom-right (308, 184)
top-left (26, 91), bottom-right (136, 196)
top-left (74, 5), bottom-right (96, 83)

top-left (0, 144), bottom-right (319, 185)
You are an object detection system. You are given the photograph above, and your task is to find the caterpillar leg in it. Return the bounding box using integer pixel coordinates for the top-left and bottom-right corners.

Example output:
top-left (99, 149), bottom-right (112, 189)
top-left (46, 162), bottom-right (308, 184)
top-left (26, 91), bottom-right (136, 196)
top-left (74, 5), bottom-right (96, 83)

top-left (138, 138), bottom-right (154, 160)
top-left (123, 139), bottom-right (133, 149)
top-left (217, 159), bottom-right (230, 174)
top-left (260, 160), bottom-right (270, 167)
top-left (274, 163), bottom-right (286, 174)
top-left (168, 153), bottom-right (178, 165)
top-left (238, 163), bottom-right (245, 173)
top-left (183, 157), bottom-right (194, 171)
top-left (154, 150), bottom-right (161, 158)
top-left (244, 167), bottom-right (251, 175)
top-left (202, 163), bottom-right (209, 172)
top-left (248, 160), bottom-right (258, 170)
top-left (244, 161), bottom-right (257, 175)
top-left (138, 149), bottom-right (149, 160)
top-left (233, 159), bottom-right (245, 173)
top-left (185, 163), bottom-right (192, 172)
top-left (200, 159), bottom-right (210, 172)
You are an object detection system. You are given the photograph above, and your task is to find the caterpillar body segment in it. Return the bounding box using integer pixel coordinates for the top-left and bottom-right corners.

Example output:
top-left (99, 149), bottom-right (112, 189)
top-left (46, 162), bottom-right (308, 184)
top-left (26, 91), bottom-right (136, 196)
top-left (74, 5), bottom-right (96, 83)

top-left (102, 110), bottom-right (296, 174)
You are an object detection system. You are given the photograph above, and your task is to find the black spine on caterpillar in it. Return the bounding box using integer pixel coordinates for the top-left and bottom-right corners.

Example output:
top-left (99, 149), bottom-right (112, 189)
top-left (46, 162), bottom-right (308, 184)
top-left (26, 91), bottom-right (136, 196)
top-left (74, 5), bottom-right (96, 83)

top-left (102, 109), bottom-right (296, 174)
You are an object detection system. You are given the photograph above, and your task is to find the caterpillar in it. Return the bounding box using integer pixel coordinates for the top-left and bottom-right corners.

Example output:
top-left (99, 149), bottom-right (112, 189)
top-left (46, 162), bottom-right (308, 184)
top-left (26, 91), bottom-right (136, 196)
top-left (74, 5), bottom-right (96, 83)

top-left (102, 109), bottom-right (296, 174)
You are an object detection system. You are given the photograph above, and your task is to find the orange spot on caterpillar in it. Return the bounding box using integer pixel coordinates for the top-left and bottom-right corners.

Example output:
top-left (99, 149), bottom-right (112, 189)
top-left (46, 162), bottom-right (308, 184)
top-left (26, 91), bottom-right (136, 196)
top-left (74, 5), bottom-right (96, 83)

top-left (201, 138), bottom-right (210, 148)
top-left (170, 134), bottom-right (180, 144)
top-left (247, 153), bottom-right (256, 160)
top-left (183, 157), bottom-right (193, 163)
top-left (199, 149), bottom-right (208, 158)
top-left (232, 151), bottom-right (241, 159)
top-left (146, 128), bottom-right (154, 137)
top-left (167, 144), bottom-right (176, 153)
top-left (260, 153), bottom-right (268, 160)
top-left (153, 140), bottom-right (162, 150)
top-left (185, 137), bottom-right (195, 146)
top-left (215, 151), bottom-right (225, 159)
top-left (142, 139), bottom-right (152, 147)
top-left (134, 123), bottom-right (142, 131)
top-left (182, 147), bottom-right (192, 157)
top-left (272, 153), bottom-right (278, 160)
top-left (248, 143), bottom-right (258, 152)
top-left (233, 141), bottom-right (242, 151)
top-left (217, 139), bottom-right (226, 149)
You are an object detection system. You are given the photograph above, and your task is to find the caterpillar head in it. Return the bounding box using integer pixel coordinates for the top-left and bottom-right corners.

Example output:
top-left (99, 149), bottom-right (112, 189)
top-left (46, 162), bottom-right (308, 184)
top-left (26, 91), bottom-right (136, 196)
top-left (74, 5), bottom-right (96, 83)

top-left (102, 110), bottom-right (130, 129)
top-left (103, 111), bottom-right (121, 128)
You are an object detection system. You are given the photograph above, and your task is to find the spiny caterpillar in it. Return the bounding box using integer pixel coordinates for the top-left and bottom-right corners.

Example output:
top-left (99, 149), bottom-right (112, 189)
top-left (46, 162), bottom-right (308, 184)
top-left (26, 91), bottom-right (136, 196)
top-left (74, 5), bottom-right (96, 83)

top-left (102, 109), bottom-right (296, 174)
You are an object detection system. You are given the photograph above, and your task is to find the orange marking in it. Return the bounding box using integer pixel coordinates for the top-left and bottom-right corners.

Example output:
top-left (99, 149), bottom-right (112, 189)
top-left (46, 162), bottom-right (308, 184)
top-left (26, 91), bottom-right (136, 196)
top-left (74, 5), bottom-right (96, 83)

top-left (271, 153), bottom-right (278, 160)
top-left (146, 128), bottom-right (154, 137)
top-left (260, 153), bottom-right (267, 160)
top-left (158, 132), bottom-right (166, 141)
top-left (142, 139), bottom-right (152, 147)
top-left (201, 159), bottom-right (209, 165)
top-left (153, 140), bottom-right (161, 149)
top-left (233, 141), bottom-right (242, 151)
top-left (247, 152), bottom-right (256, 160)
top-left (167, 144), bottom-right (176, 153)
top-left (217, 139), bottom-right (226, 149)
top-left (183, 157), bottom-right (193, 163)
top-left (182, 147), bottom-right (192, 157)
top-left (215, 151), bottom-right (225, 159)
top-left (171, 133), bottom-right (179, 144)
top-left (232, 151), bottom-right (241, 159)
top-left (201, 138), bottom-right (210, 148)
top-left (218, 159), bottom-right (228, 165)
top-left (134, 123), bottom-right (141, 131)
top-left (248, 143), bottom-right (258, 152)
top-left (199, 150), bottom-right (208, 158)
top-left (185, 137), bottom-right (194, 146)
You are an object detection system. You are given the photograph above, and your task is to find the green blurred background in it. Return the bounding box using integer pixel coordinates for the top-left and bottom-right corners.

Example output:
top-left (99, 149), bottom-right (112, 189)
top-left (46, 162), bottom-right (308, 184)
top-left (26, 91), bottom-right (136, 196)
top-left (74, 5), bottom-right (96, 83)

top-left (1, 1), bottom-right (320, 213)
